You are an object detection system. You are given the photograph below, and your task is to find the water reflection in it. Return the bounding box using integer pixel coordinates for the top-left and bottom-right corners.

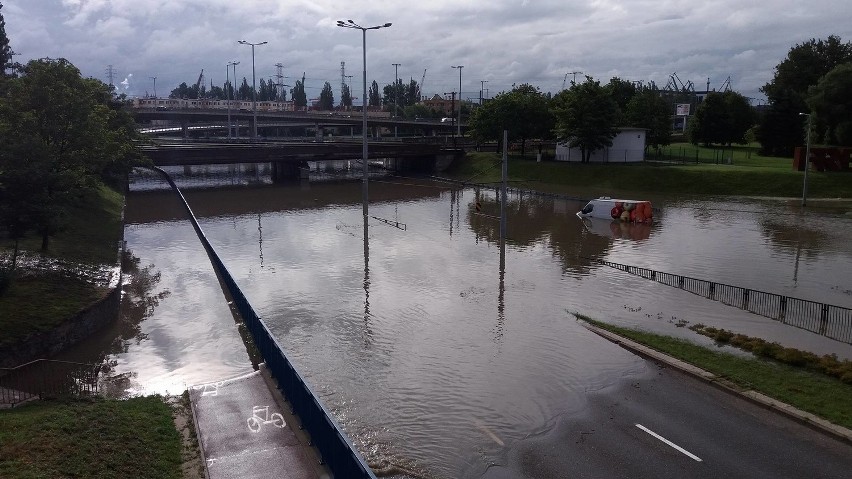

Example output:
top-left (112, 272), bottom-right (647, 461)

top-left (117, 169), bottom-right (852, 478)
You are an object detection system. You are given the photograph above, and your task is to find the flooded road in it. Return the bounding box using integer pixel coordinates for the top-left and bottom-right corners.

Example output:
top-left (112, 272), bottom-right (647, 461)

top-left (67, 164), bottom-right (852, 478)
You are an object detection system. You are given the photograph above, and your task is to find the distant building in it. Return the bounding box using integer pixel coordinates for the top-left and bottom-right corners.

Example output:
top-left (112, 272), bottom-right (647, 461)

top-left (420, 94), bottom-right (454, 114)
top-left (555, 128), bottom-right (647, 162)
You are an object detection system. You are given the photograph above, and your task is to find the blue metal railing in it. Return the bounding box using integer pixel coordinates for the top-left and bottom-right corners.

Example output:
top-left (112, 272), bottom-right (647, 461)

top-left (150, 167), bottom-right (376, 479)
top-left (597, 259), bottom-right (852, 344)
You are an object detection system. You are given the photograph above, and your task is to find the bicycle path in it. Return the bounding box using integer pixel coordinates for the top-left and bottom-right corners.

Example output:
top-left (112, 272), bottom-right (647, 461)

top-left (189, 366), bottom-right (331, 479)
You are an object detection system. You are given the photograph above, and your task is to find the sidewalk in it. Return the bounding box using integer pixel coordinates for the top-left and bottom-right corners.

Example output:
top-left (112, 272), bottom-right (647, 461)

top-left (189, 365), bottom-right (331, 479)
top-left (579, 320), bottom-right (852, 444)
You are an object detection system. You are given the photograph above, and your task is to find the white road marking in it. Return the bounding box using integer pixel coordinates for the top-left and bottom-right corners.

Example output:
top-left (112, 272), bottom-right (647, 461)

top-left (635, 424), bottom-right (702, 462)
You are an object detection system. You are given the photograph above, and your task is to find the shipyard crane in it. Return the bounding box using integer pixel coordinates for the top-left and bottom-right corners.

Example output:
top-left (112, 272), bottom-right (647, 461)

top-left (194, 69), bottom-right (205, 97)
top-left (420, 69), bottom-right (427, 101)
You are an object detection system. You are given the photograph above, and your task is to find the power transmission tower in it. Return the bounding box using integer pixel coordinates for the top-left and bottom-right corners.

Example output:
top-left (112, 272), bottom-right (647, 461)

top-left (340, 61), bottom-right (346, 104)
top-left (275, 62), bottom-right (285, 100)
top-left (105, 65), bottom-right (115, 89)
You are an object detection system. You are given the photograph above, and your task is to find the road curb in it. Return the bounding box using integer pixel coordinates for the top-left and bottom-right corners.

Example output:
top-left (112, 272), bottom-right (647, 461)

top-left (578, 320), bottom-right (852, 445)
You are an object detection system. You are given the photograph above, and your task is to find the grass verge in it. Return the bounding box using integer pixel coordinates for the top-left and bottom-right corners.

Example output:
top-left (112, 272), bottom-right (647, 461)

top-left (445, 151), bottom-right (852, 199)
top-left (0, 184), bottom-right (124, 349)
top-left (576, 315), bottom-right (852, 430)
top-left (0, 396), bottom-right (183, 479)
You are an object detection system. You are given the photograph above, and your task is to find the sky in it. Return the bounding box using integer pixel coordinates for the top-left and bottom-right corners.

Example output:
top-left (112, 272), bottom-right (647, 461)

top-left (4, 0), bottom-right (851, 105)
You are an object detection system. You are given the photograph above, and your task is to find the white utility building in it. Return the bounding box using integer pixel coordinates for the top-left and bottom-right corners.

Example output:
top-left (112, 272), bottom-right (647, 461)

top-left (555, 127), bottom-right (647, 162)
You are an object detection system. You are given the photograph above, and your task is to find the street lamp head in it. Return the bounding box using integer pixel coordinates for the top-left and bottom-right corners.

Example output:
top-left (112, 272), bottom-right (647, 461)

top-left (799, 112), bottom-right (810, 117)
top-left (259, 41), bottom-right (268, 45)
top-left (383, 22), bottom-right (392, 27)
top-left (238, 40), bottom-right (247, 44)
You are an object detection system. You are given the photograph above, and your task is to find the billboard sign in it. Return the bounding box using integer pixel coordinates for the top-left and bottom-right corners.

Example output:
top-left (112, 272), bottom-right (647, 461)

top-left (676, 103), bottom-right (690, 116)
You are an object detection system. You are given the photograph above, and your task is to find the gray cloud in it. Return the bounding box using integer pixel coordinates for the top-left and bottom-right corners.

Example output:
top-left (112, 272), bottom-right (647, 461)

top-left (5, 1), bottom-right (851, 102)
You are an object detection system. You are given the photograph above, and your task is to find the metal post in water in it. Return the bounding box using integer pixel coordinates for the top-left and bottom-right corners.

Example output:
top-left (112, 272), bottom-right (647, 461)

top-left (500, 130), bottom-right (508, 240)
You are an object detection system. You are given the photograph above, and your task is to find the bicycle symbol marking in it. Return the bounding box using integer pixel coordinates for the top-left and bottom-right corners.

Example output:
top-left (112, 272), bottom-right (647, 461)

top-left (247, 405), bottom-right (286, 432)
top-left (193, 381), bottom-right (224, 397)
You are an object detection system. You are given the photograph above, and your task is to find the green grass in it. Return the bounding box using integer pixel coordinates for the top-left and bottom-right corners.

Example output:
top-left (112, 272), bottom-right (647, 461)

top-left (0, 273), bottom-right (106, 347)
top-left (0, 184), bottom-right (123, 348)
top-left (445, 150), bottom-right (852, 199)
top-left (578, 315), bottom-right (852, 429)
top-left (0, 396), bottom-right (183, 479)
top-left (6, 184), bottom-right (125, 265)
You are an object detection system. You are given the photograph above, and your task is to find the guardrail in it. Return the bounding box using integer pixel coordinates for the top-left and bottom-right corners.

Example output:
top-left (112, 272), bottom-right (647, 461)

top-left (150, 166), bottom-right (377, 479)
top-left (0, 359), bottom-right (102, 407)
top-left (597, 260), bottom-right (852, 344)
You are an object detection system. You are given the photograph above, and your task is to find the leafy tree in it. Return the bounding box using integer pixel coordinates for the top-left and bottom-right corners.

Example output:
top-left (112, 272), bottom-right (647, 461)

top-left (625, 90), bottom-right (672, 149)
top-left (605, 77), bottom-right (638, 122)
top-left (340, 83), bottom-right (352, 108)
top-left (688, 91), bottom-right (755, 146)
top-left (290, 73), bottom-right (307, 108)
top-left (368, 80), bottom-right (381, 107)
top-left (468, 83), bottom-right (552, 155)
top-left (239, 77), bottom-right (252, 101)
top-left (0, 58), bottom-right (142, 252)
top-left (258, 78), bottom-right (270, 101)
top-left (552, 77), bottom-right (619, 163)
top-left (404, 103), bottom-right (438, 119)
top-left (759, 35), bottom-right (852, 155)
top-left (406, 78), bottom-right (420, 105)
top-left (0, 2), bottom-right (13, 77)
top-left (806, 62), bottom-right (852, 146)
top-left (382, 79), bottom-right (405, 114)
top-left (317, 81), bottom-right (334, 110)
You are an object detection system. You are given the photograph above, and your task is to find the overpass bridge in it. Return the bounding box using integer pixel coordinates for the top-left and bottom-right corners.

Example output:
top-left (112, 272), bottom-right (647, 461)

top-left (139, 141), bottom-right (463, 180)
top-left (133, 108), bottom-right (464, 138)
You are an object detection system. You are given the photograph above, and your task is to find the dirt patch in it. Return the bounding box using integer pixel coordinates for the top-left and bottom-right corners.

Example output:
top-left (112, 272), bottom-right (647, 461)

top-left (167, 392), bottom-right (205, 479)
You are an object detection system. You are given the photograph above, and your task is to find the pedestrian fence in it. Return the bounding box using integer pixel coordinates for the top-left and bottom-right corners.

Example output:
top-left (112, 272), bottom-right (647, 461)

top-left (151, 167), bottom-right (377, 479)
top-left (597, 260), bottom-right (852, 344)
top-left (1, 359), bottom-right (102, 407)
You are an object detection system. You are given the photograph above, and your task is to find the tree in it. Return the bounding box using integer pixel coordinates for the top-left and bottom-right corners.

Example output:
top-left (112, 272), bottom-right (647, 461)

top-left (552, 77), bottom-right (619, 163)
top-left (759, 35), bottom-right (852, 155)
top-left (688, 91), bottom-right (754, 146)
top-left (317, 81), bottom-right (334, 111)
top-left (290, 73), bottom-right (307, 108)
top-left (605, 77), bottom-right (638, 122)
top-left (625, 90), bottom-right (672, 150)
top-left (0, 58), bottom-right (142, 252)
top-left (382, 79), bottom-right (404, 114)
top-left (238, 77), bottom-right (252, 101)
top-left (368, 80), bottom-right (381, 107)
top-left (468, 83), bottom-right (552, 155)
top-left (0, 2), bottom-right (13, 77)
top-left (806, 62), bottom-right (852, 146)
top-left (340, 83), bottom-right (352, 108)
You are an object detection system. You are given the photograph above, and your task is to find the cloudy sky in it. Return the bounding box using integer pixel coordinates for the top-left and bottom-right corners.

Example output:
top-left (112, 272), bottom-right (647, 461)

top-left (4, 0), bottom-right (851, 105)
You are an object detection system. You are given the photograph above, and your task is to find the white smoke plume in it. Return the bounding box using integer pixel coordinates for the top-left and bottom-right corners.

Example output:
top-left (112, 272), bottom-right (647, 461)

top-left (120, 73), bottom-right (132, 90)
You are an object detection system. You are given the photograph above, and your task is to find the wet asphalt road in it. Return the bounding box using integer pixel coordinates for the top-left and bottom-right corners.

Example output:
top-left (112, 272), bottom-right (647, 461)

top-left (481, 363), bottom-right (852, 479)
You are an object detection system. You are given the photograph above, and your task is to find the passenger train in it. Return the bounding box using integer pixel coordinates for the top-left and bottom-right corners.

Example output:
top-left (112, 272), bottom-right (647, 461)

top-left (131, 97), bottom-right (392, 118)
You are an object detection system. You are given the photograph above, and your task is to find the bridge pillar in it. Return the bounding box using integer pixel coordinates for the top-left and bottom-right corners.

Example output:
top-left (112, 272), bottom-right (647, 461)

top-left (271, 161), bottom-right (301, 182)
top-left (181, 119), bottom-right (189, 139)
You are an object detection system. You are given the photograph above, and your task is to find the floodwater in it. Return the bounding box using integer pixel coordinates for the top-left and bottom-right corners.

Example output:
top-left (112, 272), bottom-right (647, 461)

top-left (62, 163), bottom-right (852, 478)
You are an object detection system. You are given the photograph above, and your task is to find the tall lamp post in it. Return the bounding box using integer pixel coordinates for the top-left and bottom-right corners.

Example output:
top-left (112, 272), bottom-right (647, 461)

top-left (392, 62), bottom-right (400, 138)
top-left (799, 112), bottom-right (812, 207)
top-left (238, 40), bottom-right (267, 140)
top-left (452, 65), bottom-right (463, 137)
top-left (226, 61), bottom-right (239, 140)
top-left (336, 19), bottom-right (392, 220)
top-left (149, 76), bottom-right (157, 99)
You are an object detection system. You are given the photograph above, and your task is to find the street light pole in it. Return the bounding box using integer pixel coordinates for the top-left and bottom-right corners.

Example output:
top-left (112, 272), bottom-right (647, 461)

top-left (799, 112), bottom-right (812, 207)
top-left (392, 62), bottom-right (400, 137)
top-left (226, 61), bottom-right (239, 140)
top-left (452, 65), bottom-right (463, 137)
top-left (336, 20), bottom-right (393, 220)
top-left (238, 40), bottom-right (267, 140)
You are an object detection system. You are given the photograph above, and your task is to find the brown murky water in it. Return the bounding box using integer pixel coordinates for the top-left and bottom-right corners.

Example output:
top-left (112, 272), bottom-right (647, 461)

top-left (59, 164), bottom-right (852, 478)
